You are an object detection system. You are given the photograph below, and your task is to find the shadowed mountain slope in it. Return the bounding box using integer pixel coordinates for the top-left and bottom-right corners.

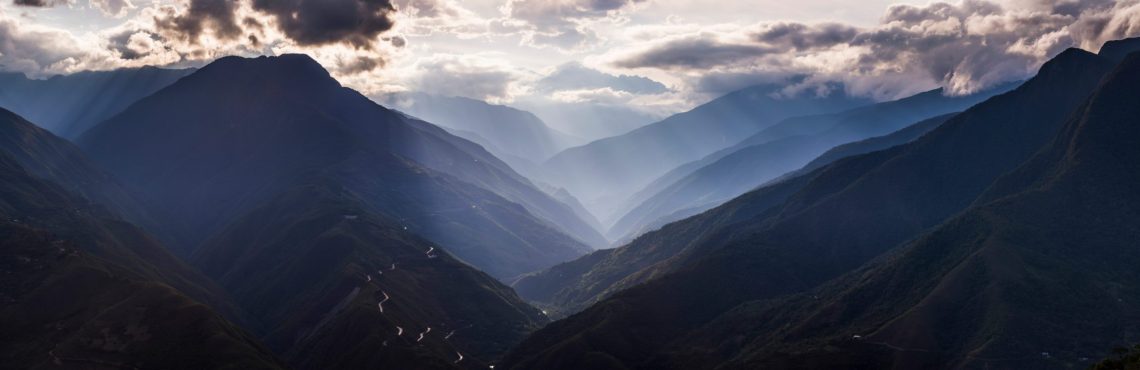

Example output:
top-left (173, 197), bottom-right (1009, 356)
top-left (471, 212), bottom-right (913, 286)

top-left (193, 178), bottom-right (548, 369)
top-left (659, 50), bottom-right (1140, 370)
top-left (78, 54), bottom-right (595, 279)
top-left (0, 110), bottom-right (245, 322)
top-left (0, 223), bottom-right (285, 370)
top-left (0, 140), bottom-right (283, 369)
top-left (0, 108), bottom-right (158, 234)
top-left (500, 47), bottom-right (1116, 369)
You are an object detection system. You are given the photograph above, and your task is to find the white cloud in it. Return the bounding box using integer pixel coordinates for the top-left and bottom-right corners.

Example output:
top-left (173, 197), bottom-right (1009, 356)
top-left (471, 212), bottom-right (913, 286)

top-left (90, 0), bottom-right (134, 17)
top-left (403, 54), bottom-right (530, 102)
top-left (604, 0), bottom-right (1140, 100)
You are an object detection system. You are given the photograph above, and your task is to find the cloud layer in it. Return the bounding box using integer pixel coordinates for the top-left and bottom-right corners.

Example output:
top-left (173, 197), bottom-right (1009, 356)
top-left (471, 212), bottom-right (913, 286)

top-left (607, 0), bottom-right (1140, 98)
top-left (3, 0), bottom-right (1140, 115)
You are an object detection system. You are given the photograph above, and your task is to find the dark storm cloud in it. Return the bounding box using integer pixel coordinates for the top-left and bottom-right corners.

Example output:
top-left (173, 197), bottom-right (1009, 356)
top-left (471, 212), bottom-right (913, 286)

top-left (153, 0), bottom-right (396, 49)
top-left (613, 36), bottom-right (776, 70)
top-left (753, 22), bottom-right (859, 50)
top-left (250, 0), bottom-right (396, 49)
top-left (12, 0), bottom-right (66, 6)
top-left (155, 0), bottom-right (243, 43)
top-left (388, 36), bottom-right (406, 47)
top-left (692, 71), bottom-right (799, 95)
top-left (337, 55), bottom-right (383, 74)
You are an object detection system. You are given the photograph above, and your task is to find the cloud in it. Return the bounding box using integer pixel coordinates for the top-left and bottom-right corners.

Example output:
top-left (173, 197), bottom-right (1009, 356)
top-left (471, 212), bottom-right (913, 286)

top-left (392, 0), bottom-right (459, 18)
top-left (612, 34), bottom-right (777, 70)
top-left (607, 0), bottom-right (1140, 99)
top-left (154, 0), bottom-right (243, 43)
top-left (549, 87), bottom-right (634, 104)
top-left (149, 0), bottom-right (398, 50)
top-left (12, 0), bottom-right (70, 7)
top-left (0, 12), bottom-right (88, 73)
top-left (0, 8), bottom-right (185, 76)
top-left (405, 54), bottom-right (526, 102)
top-left (535, 62), bottom-right (669, 94)
top-left (250, 0), bottom-right (396, 49)
top-left (91, 0), bottom-right (135, 17)
top-left (502, 0), bottom-right (646, 50)
top-left (753, 22), bottom-right (859, 50)
top-left (336, 55), bottom-right (384, 74)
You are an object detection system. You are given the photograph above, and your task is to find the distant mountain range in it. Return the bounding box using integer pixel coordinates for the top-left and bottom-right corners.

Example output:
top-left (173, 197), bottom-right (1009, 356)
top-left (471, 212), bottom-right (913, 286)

top-left (607, 83), bottom-right (1018, 243)
top-left (4, 29), bottom-right (1140, 370)
top-left (503, 43), bottom-right (1135, 369)
top-left (0, 67), bottom-right (193, 139)
top-left (543, 82), bottom-right (874, 221)
top-left (513, 100), bottom-right (662, 143)
top-left (379, 93), bottom-right (584, 182)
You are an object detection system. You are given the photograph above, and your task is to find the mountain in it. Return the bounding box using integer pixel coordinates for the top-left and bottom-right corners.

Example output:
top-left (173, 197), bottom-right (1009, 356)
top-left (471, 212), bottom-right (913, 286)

top-left (515, 100), bottom-right (661, 142)
top-left (193, 180), bottom-right (548, 369)
top-left (535, 182), bottom-right (605, 238)
top-left (381, 93), bottom-right (584, 181)
top-left (0, 108), bottom-right (152, 229)
top-left (0, 67), bottom-right (192, 139)
top-left (790, 113), bottom-right (955, 180)
top-left (0, 108), bottom-right (245, 321)
top-left (655, 49), bottom-right (1140, 370)
top-left (609, 113), bottom-right (956, 247)
top-left (1093, 345), bottom-right (1140, 369)
top-left (0, 222), bottom-right (285, 370)
top-left (0, 127), bottom-right (283, 368)
top-left (1099, 37), bottom-right (1140, 63)
top-left (78, 54), bottom-right (599, 279)
top-left (543, 82), bottom-right (873, 221)
top-left (500, 47), bottom-right (1117, 369)
top-left (608, 83), bottom-right (1016, 242)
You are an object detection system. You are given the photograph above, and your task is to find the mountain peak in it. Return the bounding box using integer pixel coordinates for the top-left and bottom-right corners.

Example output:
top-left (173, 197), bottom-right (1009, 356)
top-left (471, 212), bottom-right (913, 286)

top-left (1099, 37), bottom-right (1140, 63)
top-left (188, 53), bottom-right (341, 92)
top-left (1017, 47), bottom-right (1109, 92)
top-left (1045, 47), bottom-right (1101, 69)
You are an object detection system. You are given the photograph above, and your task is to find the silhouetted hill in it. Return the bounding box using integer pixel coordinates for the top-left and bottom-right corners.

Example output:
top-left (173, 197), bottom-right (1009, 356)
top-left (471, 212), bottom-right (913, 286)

top-left (543, 82), bottom-right (872, 220)
top-left (500, 47), bottom-right (1116, 369)
top-left (0, 67), bottom-right (192, 139)
top-left (78, 54), bottom-right (596, 278)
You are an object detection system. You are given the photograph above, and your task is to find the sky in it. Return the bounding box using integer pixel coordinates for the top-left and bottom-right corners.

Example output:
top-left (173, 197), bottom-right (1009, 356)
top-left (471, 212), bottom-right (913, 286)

top-left (3, 0), bottom-right (1140, 120)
